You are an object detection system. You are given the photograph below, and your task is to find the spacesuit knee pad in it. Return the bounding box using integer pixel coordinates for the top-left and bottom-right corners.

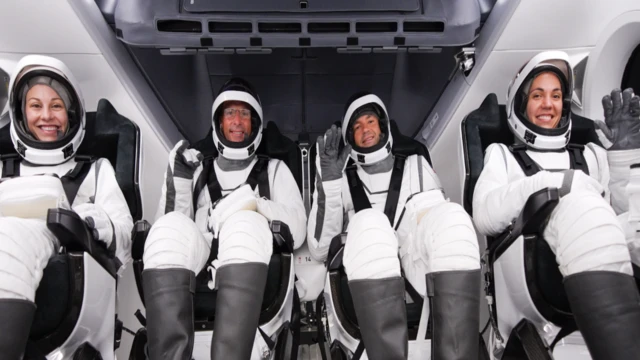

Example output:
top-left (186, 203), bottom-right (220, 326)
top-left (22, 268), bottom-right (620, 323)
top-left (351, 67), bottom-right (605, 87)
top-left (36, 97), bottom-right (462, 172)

top-left (544, 192), bottom-right (632, 276)
top-left (0, 217), bottom-right (57, 301)
top-left (343, 209), bottom-right (401, 280)
top-left (417, 201), bottom-right (480, 273)
top-left (143, 211), bottom-right (210, 273)
top-left (217, 210), bottom-right (273, 267)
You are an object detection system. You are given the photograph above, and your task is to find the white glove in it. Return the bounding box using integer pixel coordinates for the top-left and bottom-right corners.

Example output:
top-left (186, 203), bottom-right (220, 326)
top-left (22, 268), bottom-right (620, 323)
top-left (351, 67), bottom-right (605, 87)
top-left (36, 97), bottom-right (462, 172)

top-left (558, 170), bottom-right (605, 198)
top-left (73, 203), bottom-right (115, 249)
top-left (207, 184), bottom-right (258, 238)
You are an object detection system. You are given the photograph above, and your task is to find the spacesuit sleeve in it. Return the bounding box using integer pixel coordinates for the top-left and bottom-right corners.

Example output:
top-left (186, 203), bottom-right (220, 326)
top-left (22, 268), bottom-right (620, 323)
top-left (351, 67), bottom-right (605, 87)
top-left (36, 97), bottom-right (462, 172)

top-left (93, 158), bottom-right (134, 265)
top-left (307, 146), bottom-right (344, 262)
top-left (153, 155), bottom-right (204, 222)
top-left (606, 148), bottom-right (640, 214)
top-left (255, 160), bottom-right (307, 250)
top-left (472, 143), bottom-right (564, 236)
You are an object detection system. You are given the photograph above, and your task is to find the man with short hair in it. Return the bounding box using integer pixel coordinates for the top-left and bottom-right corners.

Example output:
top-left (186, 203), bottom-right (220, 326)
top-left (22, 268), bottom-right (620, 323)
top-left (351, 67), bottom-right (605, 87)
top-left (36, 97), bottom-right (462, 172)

top-left (308, 92), bottom-right (481, 360)
top-left (142, 78), bottom-right (306, 359)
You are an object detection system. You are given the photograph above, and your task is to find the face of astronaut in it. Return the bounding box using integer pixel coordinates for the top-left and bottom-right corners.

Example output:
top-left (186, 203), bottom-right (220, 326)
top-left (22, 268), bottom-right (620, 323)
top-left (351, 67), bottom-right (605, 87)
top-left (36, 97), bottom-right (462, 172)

top-left (352, 113), bottom-right (382, 148)
top-left (526, 72), bottom-right (563, 129)
top-left (25, 84), bottom-right (69, 142)
top-left (220, 101), bottom-right (252, 143)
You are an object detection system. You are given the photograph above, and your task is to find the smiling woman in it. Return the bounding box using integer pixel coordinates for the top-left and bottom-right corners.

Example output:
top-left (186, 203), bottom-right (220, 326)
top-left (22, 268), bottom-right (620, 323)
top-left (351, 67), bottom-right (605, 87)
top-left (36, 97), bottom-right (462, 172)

top-left (25, 84), bottom-right (69, 142)
top-left (525, 72), bottom-right (563, 129)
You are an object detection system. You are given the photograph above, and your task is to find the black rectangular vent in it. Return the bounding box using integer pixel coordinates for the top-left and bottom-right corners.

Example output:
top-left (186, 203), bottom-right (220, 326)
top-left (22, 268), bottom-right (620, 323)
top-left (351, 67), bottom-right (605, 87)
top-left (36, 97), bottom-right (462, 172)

top-left (356, 22), bottom-right (398, 33)
top-left (258, 22), bottom-right (302, 33)
top-left (308, 22), bottom-right (350, 33)
top-left (157, 20), bottom-right (202, 33)
top-left (209, 22), bottom-right (253, 33)
top-left (403, 21), bottom-right (445, 33)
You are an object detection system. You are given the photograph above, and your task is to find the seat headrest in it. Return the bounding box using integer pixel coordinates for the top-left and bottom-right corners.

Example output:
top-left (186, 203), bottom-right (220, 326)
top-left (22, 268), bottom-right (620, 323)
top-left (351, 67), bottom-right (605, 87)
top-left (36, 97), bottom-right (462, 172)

top-left (0, 99), bottom-right (143, 221)
top-left (462, 93), bottom-right (602, 216)
top-left (390, 119), bottom-right (432, 165)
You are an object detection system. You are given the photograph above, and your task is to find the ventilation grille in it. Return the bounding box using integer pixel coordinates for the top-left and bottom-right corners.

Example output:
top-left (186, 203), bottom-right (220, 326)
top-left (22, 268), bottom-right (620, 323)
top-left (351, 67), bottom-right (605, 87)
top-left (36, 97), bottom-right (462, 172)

top-left (356, 22), bottom-right (397, 33)
top-left (157, 20), bottom-right (202, 33)
top-left (209, 21), bottom-right (253, 33)
top-left (403, 21), bottom-right (445, 32)
top-left (308, 22), bottom-right (350, 33)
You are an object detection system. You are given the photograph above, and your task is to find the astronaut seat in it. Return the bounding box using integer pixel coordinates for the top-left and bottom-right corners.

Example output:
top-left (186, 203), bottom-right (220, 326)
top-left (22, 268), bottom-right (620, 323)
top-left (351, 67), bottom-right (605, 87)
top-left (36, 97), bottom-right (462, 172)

top-left (461, 93), bottom-right (605, 359)
top-left (0, 98), bottom-right (142, 359)
top-left (130, 121), bottom-right (301, 359)
top-left (318, 119), bottom-right (442, 359)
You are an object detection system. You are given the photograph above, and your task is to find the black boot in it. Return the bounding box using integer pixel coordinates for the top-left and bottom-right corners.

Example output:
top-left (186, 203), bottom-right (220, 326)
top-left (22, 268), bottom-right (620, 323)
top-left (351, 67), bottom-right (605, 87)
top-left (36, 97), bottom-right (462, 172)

top-left (564, 271), bottom-right (640, 360)
top-left (142, 268), bottom-right (195, 360)
top-left (349, 276), bottom-right (408, 360)
top-left (210, 262), bottom-right (268, 360)
top-left (428, 270), bottom-right (481, 360)
top-left (0, 299), bottom-right (36, 360)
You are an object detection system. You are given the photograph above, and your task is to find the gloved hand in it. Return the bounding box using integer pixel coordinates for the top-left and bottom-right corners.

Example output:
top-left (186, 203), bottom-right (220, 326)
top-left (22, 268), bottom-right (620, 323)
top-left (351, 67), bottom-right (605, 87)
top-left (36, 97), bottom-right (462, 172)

top-left (73, 203), bottom-right (115, 249)
top-left (168, 140), bottom-right (204, 180)
top-left (558, 170), bottom-right (605, 198)
top-left (595, 88), bottom-right (640, 150)
top-left (317, 125), bottom-right (351, 181)
top-left (207, 184), bottom-right (258, 237)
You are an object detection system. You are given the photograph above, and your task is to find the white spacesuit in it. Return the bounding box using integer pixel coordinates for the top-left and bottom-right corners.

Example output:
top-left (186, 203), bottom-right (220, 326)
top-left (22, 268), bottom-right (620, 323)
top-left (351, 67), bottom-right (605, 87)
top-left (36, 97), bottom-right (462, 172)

top-left (0, 55), bottom-right (133, 359)
top-left (472, 51), bottom-right (640, 359)
top-left (307, 93), bottom-right (481, 360)
top-left (142, 78), bottom-right (306, 360)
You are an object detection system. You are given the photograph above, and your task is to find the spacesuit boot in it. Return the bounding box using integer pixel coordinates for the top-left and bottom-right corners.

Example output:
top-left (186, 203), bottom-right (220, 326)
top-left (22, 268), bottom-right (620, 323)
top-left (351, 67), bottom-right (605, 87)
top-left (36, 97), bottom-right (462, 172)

top-left (564, 271), bottom-right (640, 360)
top-left (210, 262), bottom-right (268, 360)
top-left (142, 268), bottom-right (196, 360)
top-left (349, 276), bottom-right (408, 360)
top-left (428, 270), bottom-right (481, 360)
top-left (0, 299), bottom-right (36, 360)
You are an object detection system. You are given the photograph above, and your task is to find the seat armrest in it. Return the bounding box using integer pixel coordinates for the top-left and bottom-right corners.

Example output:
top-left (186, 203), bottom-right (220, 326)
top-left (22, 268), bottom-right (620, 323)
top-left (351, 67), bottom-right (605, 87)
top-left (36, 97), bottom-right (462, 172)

top-left (46, 208), bottom-right (118, 277)
top-left (328, 233), bottom-right (347, 271)
top-left (131, 220), bottom-right (151, 261)
top-left (490, 188), bottom-right (560, 262)
top-left (47, 208), bottom-right (96, 253)
top-left (271, 220), bottom-right (294, 253)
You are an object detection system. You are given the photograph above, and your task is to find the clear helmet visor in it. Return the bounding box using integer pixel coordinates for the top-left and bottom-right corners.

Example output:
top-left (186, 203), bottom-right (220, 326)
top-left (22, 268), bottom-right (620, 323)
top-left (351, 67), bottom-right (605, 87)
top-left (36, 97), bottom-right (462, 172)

top-left (10, 69), bottom-right (83, 150)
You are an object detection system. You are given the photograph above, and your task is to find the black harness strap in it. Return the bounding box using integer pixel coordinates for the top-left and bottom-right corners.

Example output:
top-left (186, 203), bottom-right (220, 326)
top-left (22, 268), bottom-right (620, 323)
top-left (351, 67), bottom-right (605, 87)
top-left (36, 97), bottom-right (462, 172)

top-left (1, 154), bottom-right (95, 205)
top-left (509, 145), bottom-right (542, 176)
top-left (509, 144), bottom-right (590, 176)
top-left (246, 155), bottom-right (271, 201)
top-left (0, 154), bottom-right (21, 178)
top-left (194, 155), bottom-right (272, 207)
top-left (567, 144), bottom-right (590, 175)
top-left (346, 155), bottom-right (407, 225)
top-left (61, 156), bottom-right (95, 205)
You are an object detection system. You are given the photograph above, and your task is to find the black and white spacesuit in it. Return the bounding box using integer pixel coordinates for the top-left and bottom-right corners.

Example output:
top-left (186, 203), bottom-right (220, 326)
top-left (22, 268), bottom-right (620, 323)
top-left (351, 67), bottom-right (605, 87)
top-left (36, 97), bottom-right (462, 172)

top-left (0, 55), bottom-right (133, 359)
top-left (142, 78), bottom-right (306, 359)
top-left (308, 93), bottom-right (481, 360)
top-left (473, 50), bottom-right (640, 359)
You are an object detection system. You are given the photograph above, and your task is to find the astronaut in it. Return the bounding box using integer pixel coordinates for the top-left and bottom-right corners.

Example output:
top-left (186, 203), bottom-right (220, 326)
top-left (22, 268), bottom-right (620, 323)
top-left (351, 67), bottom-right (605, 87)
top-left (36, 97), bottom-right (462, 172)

top-left (0, 55), bottom-right (133, 359)
top-left (308, 93), bottom-right (481, 360)
top-left (472, 51), bottom-right (640, 358)
top-left (142, 78), bottom-right (306, 359)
